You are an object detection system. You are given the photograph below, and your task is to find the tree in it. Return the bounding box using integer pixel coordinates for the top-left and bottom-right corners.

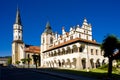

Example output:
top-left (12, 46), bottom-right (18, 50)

top-left (21, 58), bottom-right (27, 68)
top-left (32, 54), bottom-right (39, 69)
top-left (16, 61), bottom-right (20, 66)
top-left (101, 35), bottom-right (119, 77)
top-left (7, 57), bottom-right (12, 65)
top-left (26, 58), bottom-right (32, 68)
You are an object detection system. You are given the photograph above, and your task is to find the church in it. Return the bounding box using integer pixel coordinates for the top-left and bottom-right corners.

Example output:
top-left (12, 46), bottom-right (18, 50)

top-left (12, 8), bottom-right (108, 69)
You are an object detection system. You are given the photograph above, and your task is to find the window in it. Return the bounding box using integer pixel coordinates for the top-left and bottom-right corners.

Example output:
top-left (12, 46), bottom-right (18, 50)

top-left (91, 49), bottom-right (93, 55)
top-left (79, 34), bottom-right (81, 38)
top-left (79, 47), bottom-right (83, 52)
top-left (50, 37), bottom-right (53, 44)
top-left (64, 39), bottom-right (66, 42)
top-left (70, 36), bottom-right (73, 40)
top-left (101, 50), bottom-right (103, 55)
top-left (58, 49), bottom-right (61, 55)
top-left (43, 38), bottom-right (45, 43)
top-left (62, 48), bottom-right (65, 55)
top-left (19, 36), bottom-right (20, 40)
top-left (79, 44), bottom-right (85, 52)
top-left (73, 45), bottom-right (78, 53)
top-left (96, 49), bottom-right (98, 55)
top-left (66, 47), bottom-right (71, 54)
top-left (86, 36), bottom-right (88, 40)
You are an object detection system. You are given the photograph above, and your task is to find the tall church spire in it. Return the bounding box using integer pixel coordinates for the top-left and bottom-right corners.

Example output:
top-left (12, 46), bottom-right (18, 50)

top-left (13, 7), bottom-right (23, 42)
top-left (15, 7), bottom-right (21, 25)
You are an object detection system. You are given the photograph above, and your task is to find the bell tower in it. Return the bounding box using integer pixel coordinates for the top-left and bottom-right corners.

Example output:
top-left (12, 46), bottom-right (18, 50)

top-left (12, 7), bottom-right (24, 65)
top-left (13, 7), bottom-right (23, 42)
top-left (41, 21), bottom-right (53, 52)
top-left (41, 22), bottom-right (54, 67)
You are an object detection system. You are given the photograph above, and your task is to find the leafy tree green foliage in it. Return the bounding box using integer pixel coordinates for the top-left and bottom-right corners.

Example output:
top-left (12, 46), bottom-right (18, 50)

top-left (101, 35), bottom-right (120, 78)
top-left (7, 57), bottom-right (12, 65)
top-left (21, 58), bottom-right (27, 64)
top-left (16, 61), bottom-right (20, 65)
top-left (101, 35), bottom-right (119, 58)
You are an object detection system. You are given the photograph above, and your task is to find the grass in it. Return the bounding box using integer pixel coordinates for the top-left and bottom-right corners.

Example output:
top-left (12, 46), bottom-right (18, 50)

top-left (40, 65), bottom-right (120, 79)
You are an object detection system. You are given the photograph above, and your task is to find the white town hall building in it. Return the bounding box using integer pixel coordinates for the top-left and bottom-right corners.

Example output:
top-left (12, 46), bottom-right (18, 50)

top-left (12, 8), bottom-right (108, 69)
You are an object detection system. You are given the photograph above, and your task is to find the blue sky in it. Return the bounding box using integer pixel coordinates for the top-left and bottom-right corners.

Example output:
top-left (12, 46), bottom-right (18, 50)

top-left (0, 0), bottom-right (120, 56)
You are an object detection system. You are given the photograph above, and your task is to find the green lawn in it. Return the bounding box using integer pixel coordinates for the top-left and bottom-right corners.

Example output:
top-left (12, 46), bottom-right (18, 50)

top-left (42, 66), bottom-right (120, 79)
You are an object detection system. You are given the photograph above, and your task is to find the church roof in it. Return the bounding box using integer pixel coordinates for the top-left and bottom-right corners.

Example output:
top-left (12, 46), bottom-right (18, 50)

top-left (44, 21), bottom-right (53, 34)
top-left (15, 7), bottom-right (22, 25)
top-left (43, 38), bottom-right (100, 52)
top-left (24, 45), bottom-right (40, 54)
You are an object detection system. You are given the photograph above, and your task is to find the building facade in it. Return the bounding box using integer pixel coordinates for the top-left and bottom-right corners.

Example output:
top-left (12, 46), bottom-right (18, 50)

top-left (12, 8), bottom-right (108, 69)
top-left (40, 19), bottom-right (108, 69)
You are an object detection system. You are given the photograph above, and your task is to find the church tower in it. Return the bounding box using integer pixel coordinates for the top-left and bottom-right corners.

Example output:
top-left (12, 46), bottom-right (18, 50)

top-left (12, 8), bottom-right (25, 65)
top-left (41, 21), bottom-right (54, 66)
top-left (41, 21), bottom-right (54, 52)
top-left (13, 8), bottom-right (23, 41)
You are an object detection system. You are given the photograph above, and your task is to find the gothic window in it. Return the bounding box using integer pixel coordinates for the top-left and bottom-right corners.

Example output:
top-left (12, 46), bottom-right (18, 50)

top-left (50, 37), bottom-right (53, 44)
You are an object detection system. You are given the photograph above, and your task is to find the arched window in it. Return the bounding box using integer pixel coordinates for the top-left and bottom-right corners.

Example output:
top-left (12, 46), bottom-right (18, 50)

top-left (79, 44), bottom-right (85, 52)
top-left (73, 45), bottom-right (78, 53)
top-left (58, 49), bottom-right (61, 55)
top-left (66, 47), bottom-right (71, 54)
top-left (62, 48), bottom-right (65, 55)
top-left (54, 51), bottom-right (57, 56)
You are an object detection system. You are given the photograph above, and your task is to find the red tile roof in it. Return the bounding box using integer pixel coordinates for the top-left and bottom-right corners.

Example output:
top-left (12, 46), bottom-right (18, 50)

top-left (24, 46), bottom-right (40, 54)
top-left (43, 38), bottom-right (100, 52)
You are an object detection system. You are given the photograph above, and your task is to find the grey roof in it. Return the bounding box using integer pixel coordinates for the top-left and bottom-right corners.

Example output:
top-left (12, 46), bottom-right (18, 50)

top-left (15, 7), bottom-right (22, 25)
top-left (44, 21), bottom-right (53, 34)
